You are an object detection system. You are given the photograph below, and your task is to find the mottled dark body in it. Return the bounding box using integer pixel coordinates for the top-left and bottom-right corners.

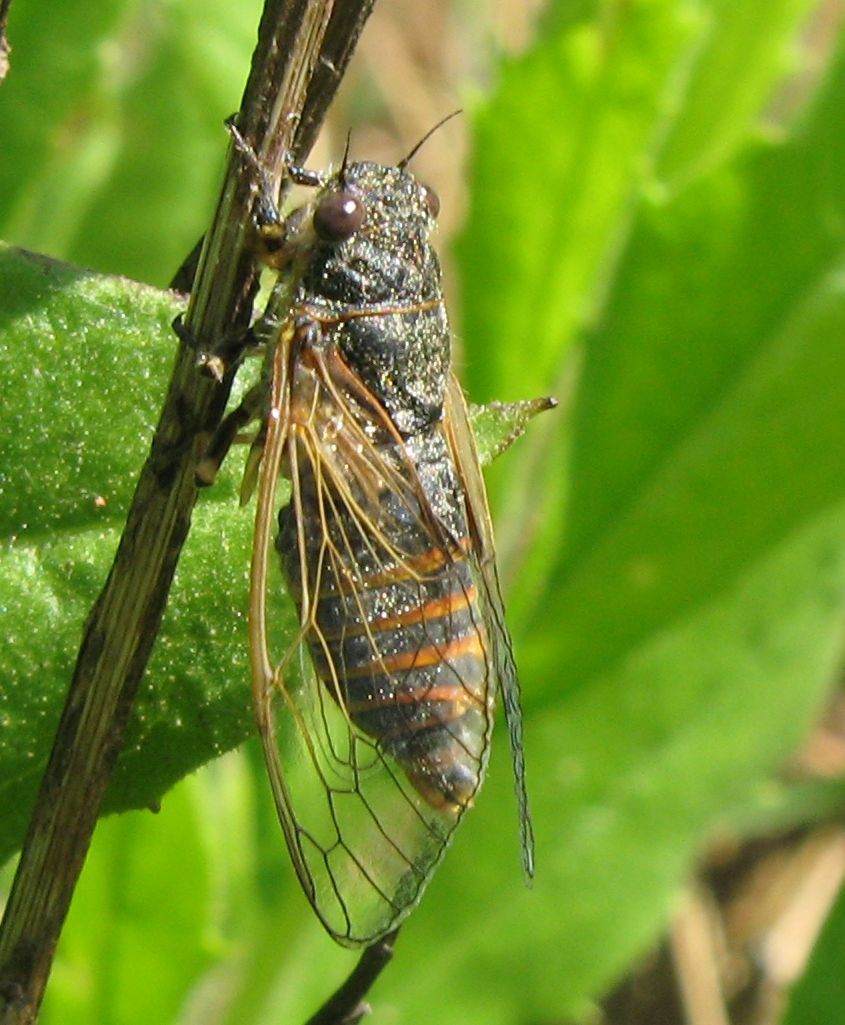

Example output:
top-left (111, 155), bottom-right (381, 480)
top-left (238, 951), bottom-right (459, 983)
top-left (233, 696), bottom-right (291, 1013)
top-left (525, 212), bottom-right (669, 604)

top-left (277, 438), bottom-right (489, 809)
top-left (245, 154), bottom-right (533, 943)
top-left (276, 163), bottom-right (490, 811)
top-left (298, 163), bottom-right (451, 436)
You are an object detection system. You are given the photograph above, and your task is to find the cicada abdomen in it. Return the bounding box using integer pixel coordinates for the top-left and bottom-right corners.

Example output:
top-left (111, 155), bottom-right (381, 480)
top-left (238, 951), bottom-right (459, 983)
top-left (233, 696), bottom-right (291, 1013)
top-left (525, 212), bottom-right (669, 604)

top-left (277, 398), bottom-right (493, 815)
top-left (247, 158), bottom-right (533, 946)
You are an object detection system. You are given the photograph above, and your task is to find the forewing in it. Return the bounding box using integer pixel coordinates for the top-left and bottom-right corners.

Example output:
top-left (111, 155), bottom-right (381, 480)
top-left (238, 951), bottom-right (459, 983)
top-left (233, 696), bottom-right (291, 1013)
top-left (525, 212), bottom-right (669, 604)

top-left (251, 347), bottom-right (493, 945)
top-left (443, 373), bottom-right (535, 879)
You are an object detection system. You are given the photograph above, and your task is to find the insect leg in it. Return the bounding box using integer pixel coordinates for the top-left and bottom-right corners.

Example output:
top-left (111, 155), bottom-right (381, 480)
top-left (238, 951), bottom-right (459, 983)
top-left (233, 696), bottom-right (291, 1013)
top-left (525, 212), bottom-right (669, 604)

top-left (285, 162), bottom-right (325, 188)
top-left (171, 310), bottom-right (259, 386)
top-left (226, 116), bottom-right (324, 270)
top-left (195, 378), bottom-right (267, 488)
top-left (225, 116), bottom-right (284, 231)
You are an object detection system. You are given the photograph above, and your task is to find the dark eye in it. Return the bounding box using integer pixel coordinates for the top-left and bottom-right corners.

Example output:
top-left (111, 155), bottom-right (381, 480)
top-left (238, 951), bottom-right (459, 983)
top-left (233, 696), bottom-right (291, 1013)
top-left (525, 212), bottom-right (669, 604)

top-left (421, 184), bottom-right (440, 219)
top-left (313, 190), bottom-right (364, 242)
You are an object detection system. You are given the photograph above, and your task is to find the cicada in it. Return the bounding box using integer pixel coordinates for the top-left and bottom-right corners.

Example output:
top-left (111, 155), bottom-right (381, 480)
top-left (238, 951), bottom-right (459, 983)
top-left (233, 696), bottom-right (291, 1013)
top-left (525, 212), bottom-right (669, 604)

top-left (221, 131), bottom-right (535, 946)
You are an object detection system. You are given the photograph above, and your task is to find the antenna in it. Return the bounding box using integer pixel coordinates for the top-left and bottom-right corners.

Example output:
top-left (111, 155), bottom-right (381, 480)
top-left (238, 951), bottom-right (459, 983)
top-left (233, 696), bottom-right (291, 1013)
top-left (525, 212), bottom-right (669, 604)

top-left (339, 129), bottom-right (352, 182)
top-left (398, 109), bottom-right (462, 169)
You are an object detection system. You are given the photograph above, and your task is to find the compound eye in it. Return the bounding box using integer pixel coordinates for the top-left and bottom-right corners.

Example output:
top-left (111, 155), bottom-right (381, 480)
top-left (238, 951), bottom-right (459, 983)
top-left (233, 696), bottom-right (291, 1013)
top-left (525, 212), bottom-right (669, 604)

top-left (313, 190), bottom-right (364, 242)
top-left (421, 183), bottom-right (440, 219)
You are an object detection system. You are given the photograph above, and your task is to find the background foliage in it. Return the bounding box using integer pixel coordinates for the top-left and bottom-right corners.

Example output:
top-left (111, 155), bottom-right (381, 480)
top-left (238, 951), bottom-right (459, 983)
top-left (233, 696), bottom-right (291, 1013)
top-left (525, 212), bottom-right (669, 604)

top-left (3, 0), bottom-right (845, 1022)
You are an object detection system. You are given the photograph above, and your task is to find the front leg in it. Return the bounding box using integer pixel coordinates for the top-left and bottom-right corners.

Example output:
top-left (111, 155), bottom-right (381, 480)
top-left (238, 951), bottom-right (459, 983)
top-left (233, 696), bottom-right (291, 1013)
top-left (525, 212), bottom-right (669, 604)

top-left (195, 377), bottom-right (267, 488)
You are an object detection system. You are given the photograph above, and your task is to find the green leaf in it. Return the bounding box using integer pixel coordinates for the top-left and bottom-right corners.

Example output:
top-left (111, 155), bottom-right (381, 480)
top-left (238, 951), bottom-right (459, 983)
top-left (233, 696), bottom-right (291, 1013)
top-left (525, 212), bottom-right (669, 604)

top-left (0, 0), bottom-right (260, 285)
top-left (41, 779), bottom-right (214, 1025)
top-left (783, 873), bottom-right (845, 1024)
top-left (539, 33), bottom-right (845, 686)
top-left (469, 397), bottom-right (557, 465)
top-left (0, 244), bottom-right (259, 864)
top-left (457, 0), bottom-right (697, 405)
top-left (656, 0), bottom-right (821, 187)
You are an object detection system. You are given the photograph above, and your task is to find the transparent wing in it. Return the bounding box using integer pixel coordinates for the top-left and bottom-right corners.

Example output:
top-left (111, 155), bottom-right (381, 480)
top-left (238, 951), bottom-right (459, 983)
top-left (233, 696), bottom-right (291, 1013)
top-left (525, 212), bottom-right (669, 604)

top-left (443, 374), bottom-right (535, 880)
top-left (250, 335), bottom-right (497, 945)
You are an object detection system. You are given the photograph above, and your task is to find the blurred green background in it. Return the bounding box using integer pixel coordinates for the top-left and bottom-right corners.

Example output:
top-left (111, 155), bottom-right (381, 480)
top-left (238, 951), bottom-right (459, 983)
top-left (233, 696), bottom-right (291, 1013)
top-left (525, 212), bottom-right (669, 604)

top-left (3, 0), bottom-right (845, 1022)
